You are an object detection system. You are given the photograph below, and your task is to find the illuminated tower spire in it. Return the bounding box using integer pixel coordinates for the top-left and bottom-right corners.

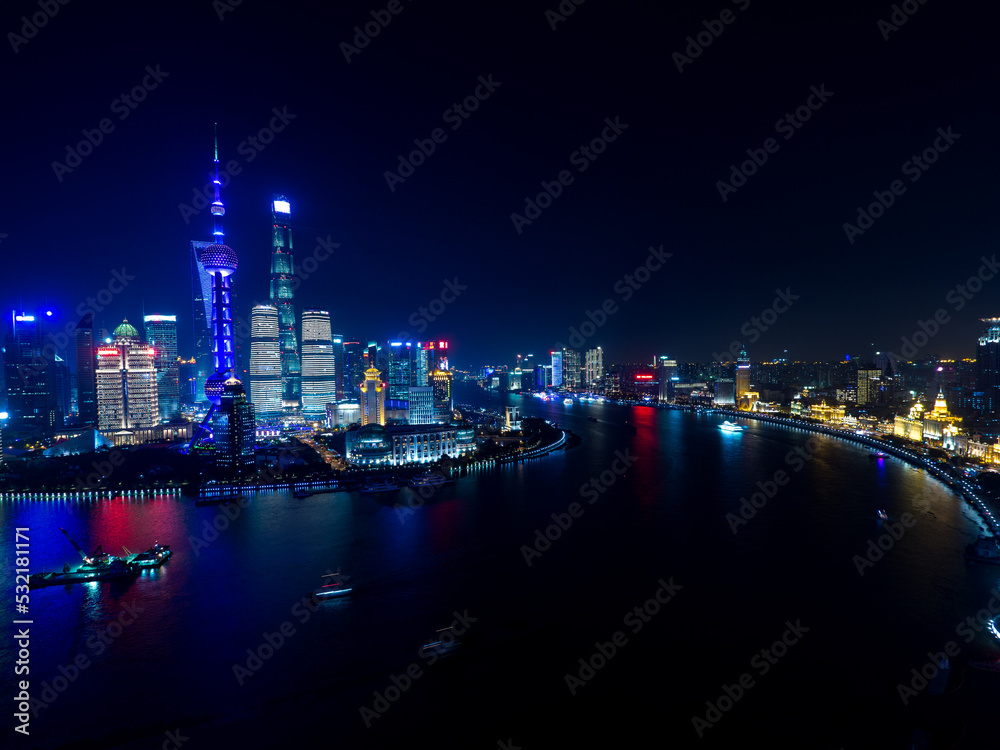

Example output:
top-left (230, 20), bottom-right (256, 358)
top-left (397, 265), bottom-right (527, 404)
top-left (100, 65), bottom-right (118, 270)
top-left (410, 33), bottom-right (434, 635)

top-left (211, 123), bottom-right (226, 244)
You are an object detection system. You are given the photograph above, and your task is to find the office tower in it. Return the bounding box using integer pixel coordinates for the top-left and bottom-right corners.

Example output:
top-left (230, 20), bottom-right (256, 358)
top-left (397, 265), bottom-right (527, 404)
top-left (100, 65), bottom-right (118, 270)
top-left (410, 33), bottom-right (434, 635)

top-left (3, 311), bottom-right (63, 432)
top-left (414, 342), bottom-right (432, 387)
top-left (857, 366), bottom-right (881, 405)
top-left (976, 318), bottom-right (1000, 417)
top-left (584, 347), bottom-right (603, 391)
top-left (270, 195), bottom-right (300, 409)
top-left (657, 356), bottom-right (677, 402)
top-left (190, 240), bottom-right (214, 402)
top-left (408, 385), bottom-right (434, 424)
top-left (551, 351), bottom-right (563, 388)
top-left (301, 310), bottom-right (336, 417)
top-left (735, 347), bottom-right (751, 404)
top-left (431, 369), bottom-right (453, 422)
top-left (144, 314), bottom-right (180, 421)
top-left (249, 304), bottom-right (282, 418)
top-left (214, 376), bottom-right (256, 475)
top-left (434, 340), bottom-right (450, 371)
top-left (561, 347), bottom-right (581, 391)
top-left (186, 129), bottom-right (252, 466)
top-left (178, 357), bottom-right (198, 404)
top-left (332, 334), bottom-right (344, 401)
top-left (343, 341), bottom-right (365, 400)
top-left (75, 313), bottom-right (97, 425)
top-left (360, 367), bottom-right (385, 426)
top-left (387, 341), bottom-right (413, 401)
top-left (714, 378), bottom-right (735, 405)
top-left (96, 320), bottom-right (159, 431)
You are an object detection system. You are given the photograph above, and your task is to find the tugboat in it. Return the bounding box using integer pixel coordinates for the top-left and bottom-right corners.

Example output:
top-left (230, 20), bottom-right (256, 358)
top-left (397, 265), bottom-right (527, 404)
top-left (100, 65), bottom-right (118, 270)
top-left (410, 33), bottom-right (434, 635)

top-left (965, 535), bottom-right (1000, 564)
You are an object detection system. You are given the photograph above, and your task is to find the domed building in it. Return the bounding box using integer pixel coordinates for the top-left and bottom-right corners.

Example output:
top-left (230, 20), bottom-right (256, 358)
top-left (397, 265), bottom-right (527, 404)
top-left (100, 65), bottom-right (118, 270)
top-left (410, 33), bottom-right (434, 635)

top-left (96, 319), bottom-right (159, 437)
top-left (345, 423), bottom-right (392, 466)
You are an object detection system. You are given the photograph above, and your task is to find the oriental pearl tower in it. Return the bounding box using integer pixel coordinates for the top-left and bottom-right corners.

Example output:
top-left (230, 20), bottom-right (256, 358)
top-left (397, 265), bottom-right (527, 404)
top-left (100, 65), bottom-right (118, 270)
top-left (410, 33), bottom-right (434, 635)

top-left (186, 127), bottom-right (245, 452)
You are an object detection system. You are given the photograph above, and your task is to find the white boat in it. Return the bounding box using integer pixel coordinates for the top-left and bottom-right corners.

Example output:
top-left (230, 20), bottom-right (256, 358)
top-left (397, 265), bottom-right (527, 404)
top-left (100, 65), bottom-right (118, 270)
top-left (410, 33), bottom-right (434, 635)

top-left (563, 398), bottom-right (573, 405)
top-left (359, 477), bottom-right (400, 494)
top-left (409, 472), bottom-right (451, 488)
top-left (718, 420), bottom-right (746, 432)
top-left (312, 573), bottom-right (353, 600)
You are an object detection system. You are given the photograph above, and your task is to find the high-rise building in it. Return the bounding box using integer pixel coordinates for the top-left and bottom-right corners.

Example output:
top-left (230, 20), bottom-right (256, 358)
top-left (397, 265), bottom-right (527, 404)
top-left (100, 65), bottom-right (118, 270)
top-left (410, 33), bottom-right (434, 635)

top-left (360, 367), bottom-right (386, 426)
top-left (96, 320), bottom-right (159, 432)
top-left (144, 314), bottom-right (180, 421)
top-left (657, 356), bottom-right (677, 402)
top-left (387, 341), bottom-right (413, 401)
top-left (551, 351), bottom-right (563, 388)
top-left (414, 342), bottom-right (432, 387)
top-left (408, 385), bottom-right (434, 424)
top-left (976, 318), bottom-right (1000, 417)
top-left (74, 313), bottom-right (97, 426)
top-left (857, 367), bottom-right (881, 405)
top-left (249, 304), bottom-right (282, 418)
top-left (735, 347), bottom-right (751, 406)
top-left (269, 195), bottom-right (300, 410)
top-left (190, 240), bottom-right (214, 403)
top-left (214, 375), bottom-right (256, 475)
top-left (332, 334), bottom-right (344, 401)
top-left (561, 348), bottom-right (581, 391)
top-left (3, 311), bottom-right (63, 432)
top-left (431, 369), bottom-right (453, 422)
top-left (342, 341), bottom-right (365, 400)
top-left (584, 347), bottom-right (603, 391)
top-left (301, 310), bottom-right (336, 417)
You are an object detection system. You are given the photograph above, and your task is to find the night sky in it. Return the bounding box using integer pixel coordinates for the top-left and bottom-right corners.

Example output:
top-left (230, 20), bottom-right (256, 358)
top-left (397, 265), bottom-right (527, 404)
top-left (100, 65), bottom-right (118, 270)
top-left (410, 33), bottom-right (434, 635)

top-left (3, 0), bottom-right (998, 367)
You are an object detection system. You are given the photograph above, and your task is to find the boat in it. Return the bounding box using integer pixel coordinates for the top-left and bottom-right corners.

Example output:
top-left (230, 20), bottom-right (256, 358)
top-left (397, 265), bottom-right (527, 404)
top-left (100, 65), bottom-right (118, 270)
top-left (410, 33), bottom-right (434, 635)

top-left (965, 535), bottom-right (1000, 564)
top-left (418, 626), bottom-right (460, 658)
top-left (409, 472), bottom-right (452, 488)
top-left (563, 398), bottom-right (573, 405)
top-left (876, 509), bottom-right (889, 521)
top-left (359, 477), bottom-right (400, 494)
top-left (718, 420), bottom-right (746, 433)
top-left (195, 495), bottom-right (240, 506)
top-left (312, 572), bottom-right (353, 601)
top-left (869, 451), bottom-right (888, 460)
top-left (30, 557), bottom-right (140, 588)
top-left (293, 490), bottom-right (314, 498)
top-left (125, 543), bottom-right (172, 568)
top-left (969, 657), bottom-right (1000, 674)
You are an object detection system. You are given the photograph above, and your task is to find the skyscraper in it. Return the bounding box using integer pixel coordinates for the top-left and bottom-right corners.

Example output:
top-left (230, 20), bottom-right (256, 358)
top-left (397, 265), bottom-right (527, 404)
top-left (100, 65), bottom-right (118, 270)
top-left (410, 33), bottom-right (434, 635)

top-left (408, 385), bottom-right (434, 424)
top-left (657, 356), bottom-right (677, 402)
top-left (214, 375), bottom-right (256, 475)
top-left (360, 367), bottom-right (385, 426)
top-left (735, 347), bottom-right (751, 405)
top-left (144, 314), bottom-right (180, 421)
top-left (75, 313), bottom-right (97, 426)
top-left (857, 366), bottom-right (881, 405)
top-left (249, 304), bottom-right (282, 418)
top-left (301, 309), bottom-right (336, 417)
top-left (551, 350), bottom-right (563, 388)
top-left (976, 318), bottom-right (1000, 417)
top-left (3, 311), bottom-right (63, 432)
top-left (270, 195), bottom-right (300, 410)
top-left (387, 341), bottom-right (413, 401)
top-left (332, 334), bottom-right (344, 401)
top-left (432, 369), bottom-right (453, 422)
top-left (190, 240), bottom-right (214, 403)
top-left (342, 341), bottom-right (365, 400)
top-left (561, 347), bottom-right (581, 391)
top-left (584, 347), bottom-right (603, 391)
top-left (96, 320), bottom-right (159, 432)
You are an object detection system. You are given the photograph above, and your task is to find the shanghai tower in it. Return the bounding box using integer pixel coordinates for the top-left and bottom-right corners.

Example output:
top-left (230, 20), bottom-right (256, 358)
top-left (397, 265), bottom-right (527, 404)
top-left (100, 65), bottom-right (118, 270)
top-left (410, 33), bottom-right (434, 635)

top-left (270, 195), bottom-right (300, 410)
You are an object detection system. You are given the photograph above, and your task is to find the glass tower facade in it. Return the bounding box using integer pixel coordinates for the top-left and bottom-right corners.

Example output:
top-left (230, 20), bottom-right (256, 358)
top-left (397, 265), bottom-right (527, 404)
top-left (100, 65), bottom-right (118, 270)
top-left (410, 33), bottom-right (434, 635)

top-left (269, 196), bottom-right (300, 409)
top-left (301, 309), bottom-right (336, 416)
top-left (249, 305), bottom-right (282, 418)
top-left (976, 318), bottom-right (1000, 417)
top-left (144, 314), bottom-right (180, 421)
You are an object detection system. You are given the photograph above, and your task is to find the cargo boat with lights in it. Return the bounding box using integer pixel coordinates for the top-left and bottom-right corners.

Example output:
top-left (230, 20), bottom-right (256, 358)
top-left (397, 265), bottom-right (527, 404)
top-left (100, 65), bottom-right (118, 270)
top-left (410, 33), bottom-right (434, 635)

top-left (125, 543), bottom-right (172, 568)
top-left (30, 528), bottom-right (140, 588)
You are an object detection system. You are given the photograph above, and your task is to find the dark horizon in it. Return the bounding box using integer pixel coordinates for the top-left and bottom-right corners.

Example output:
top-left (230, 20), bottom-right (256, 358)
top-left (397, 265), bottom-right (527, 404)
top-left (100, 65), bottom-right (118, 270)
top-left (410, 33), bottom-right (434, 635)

top-left (2, 0), bottom-right (998, 368)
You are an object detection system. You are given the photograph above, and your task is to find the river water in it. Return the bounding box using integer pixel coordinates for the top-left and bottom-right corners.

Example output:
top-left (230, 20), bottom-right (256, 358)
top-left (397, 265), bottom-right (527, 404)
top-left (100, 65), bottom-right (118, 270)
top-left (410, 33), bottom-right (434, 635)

top-left (2, 387), bottom-right (998, 748)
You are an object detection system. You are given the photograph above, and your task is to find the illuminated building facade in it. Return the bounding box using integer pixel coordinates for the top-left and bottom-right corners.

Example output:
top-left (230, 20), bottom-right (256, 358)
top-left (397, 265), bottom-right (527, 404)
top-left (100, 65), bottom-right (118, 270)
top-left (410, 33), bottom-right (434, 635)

top-left (190, 240), bottom-right (214, 403)
top-left (385, 423), bottom-right (458, 465)
top-left (144, 314), bottom-right (179, 421)
top-left (214, 376), bottom-right (256, 474)
top-left (249, 304), bottom-right (282, 418)
top-left (360, 367), bottom-right (386, 426)
top-left (657, 356), bottom-right (677, 402)
top-left (269, 196), bottom-right (300, 409)
top-left (551, 350), bottom-right (563, 388)
top-left (408, 385), bottom-right (434, 424)
top-left (857, 367), bottom-right (881, 405)
top-left (584, 347), bottom-right (603, 390)
top-left (735, 348), bottom-right (751, 407)
top-left (432, 369), bottom-right (453, 422)
top-left (714, 378), bottom-right (735, 405)
top-left (3, 311), bottom-right (64, 432)
top-left (976, 318), bottom-right (1000, 416)
top-left (96, 320), bottom-right (159, 433)
top-left (301, 310), bottom-right (336, 417)
top-left (387, 341), bottom-right (413, 401)
top-left (561, 347), bottom-right (581, 391)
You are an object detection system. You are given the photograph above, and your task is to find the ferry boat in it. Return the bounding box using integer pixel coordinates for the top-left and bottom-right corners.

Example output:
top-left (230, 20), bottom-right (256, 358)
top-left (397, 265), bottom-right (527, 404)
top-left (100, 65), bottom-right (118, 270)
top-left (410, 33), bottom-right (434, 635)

top-left (30, 557), bottom-right (140, 588)
top-left (409, 472), bottom-right (451, 488)
top-left (563, 398), bottom-right (574, 405)
top-left (419, 626), bottom-right (460, 658)
top-left (965, 535), bottom-right (1000, 564)
top-left (718, 420), bottom-right (746, 433)
top-left (312, 572), bottom-right (353, 601)
top-left (868, 451), bottom-right (888, 460)
top-left (125, 543), bottom-right (172, 568)
top-left (360, 477), bottom-right (400, 494)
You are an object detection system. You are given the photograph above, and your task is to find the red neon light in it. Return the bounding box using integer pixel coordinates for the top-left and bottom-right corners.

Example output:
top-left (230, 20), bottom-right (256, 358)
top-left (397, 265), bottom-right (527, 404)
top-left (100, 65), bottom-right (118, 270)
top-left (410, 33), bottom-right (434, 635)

top-left (635, 375), bottom-right (654, 380)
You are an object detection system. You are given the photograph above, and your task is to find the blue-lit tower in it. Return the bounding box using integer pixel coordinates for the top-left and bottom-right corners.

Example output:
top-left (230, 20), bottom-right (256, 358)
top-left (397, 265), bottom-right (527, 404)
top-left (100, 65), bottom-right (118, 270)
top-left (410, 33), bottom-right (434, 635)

top-left (186, 128), bottom-right (255, 460)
